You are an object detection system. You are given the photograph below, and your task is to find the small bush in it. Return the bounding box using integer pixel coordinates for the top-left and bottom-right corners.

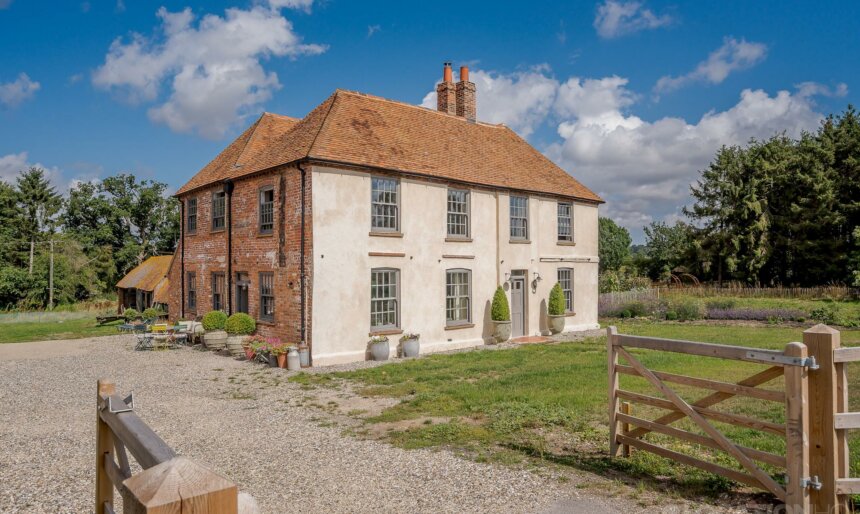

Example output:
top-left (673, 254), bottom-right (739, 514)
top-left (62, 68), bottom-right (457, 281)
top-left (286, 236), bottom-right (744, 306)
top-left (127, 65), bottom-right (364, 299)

top-left (548, 283), bottom-right (566, 316)
top-left (123, 308), bottom-right (139, 321)
top-left (667, 299), bottom-right (705, 321)
top-left (665, 310), bottom-right (679, 321)
top-left (202, 310), bottom-right (228, 331)
top-left (705, 298), bottom-right (737, 310)
top-left (224, 313), bottom-right (256, 335)
top-left (810, 304), bottom-right (838, 325)
top-left (491, 286), bottom-right (510, 321)
top-left (142, 307), bottom-right (163, 320)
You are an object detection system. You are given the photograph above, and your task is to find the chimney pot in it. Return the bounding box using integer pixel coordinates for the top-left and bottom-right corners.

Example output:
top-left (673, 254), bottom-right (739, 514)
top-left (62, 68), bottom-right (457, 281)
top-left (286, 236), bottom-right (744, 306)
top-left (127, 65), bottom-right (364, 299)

top-left (443, 62), bottom-right (453, 83)
top-left (436, 62), bottom-right (456, 115)
top-left (459, 66), bottom-right (469, 82)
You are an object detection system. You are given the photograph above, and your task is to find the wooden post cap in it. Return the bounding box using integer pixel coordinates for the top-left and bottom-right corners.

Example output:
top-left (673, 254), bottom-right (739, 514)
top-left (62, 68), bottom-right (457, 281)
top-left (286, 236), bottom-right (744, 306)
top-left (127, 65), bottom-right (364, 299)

top-left (804, 324), bottom-right (839, 335)
top-left (123, 457), bottom-right (238, 514)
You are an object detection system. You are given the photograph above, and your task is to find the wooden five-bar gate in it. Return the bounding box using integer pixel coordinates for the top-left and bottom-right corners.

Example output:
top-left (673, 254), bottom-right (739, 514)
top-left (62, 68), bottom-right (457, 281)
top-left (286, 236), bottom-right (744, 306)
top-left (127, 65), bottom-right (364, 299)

top-left (608, 324), bottom-right (856, 513)
top-left (95, 379), bottom-right (258, 514)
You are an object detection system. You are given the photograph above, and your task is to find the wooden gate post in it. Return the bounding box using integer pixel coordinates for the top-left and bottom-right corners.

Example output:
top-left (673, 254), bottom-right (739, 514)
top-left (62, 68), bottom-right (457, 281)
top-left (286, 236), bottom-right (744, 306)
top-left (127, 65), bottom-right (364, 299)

top-left (96, 379), bottom-right (117, 513)
top-left (607, 326), bottom-right (619, 457)
top-left (784, 342), bottom-right (810, 513)
top-left (123, 457), bottom-right (238, 514)
top-left (804, 324), bottom-right (848, 513)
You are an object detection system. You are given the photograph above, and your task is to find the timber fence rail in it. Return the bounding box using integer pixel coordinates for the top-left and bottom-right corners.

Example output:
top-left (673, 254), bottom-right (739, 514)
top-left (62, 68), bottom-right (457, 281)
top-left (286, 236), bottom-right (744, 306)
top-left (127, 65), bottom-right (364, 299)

top-left (608, 324), bottom-right (855, 513)
top-left (95, 379), bottom-right (258, 514)
top-left (657, 285), bottom-right (858, 301)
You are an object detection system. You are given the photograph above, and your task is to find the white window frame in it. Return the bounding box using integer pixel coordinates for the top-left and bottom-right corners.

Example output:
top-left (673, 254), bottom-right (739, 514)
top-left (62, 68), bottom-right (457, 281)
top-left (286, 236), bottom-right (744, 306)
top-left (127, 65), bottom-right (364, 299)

top-left (557, 202), bottom-right (573, 242)
top-left (558, 268), bottom-right (573, 313)
top-left (510, 195), bottom-right (529, 240)
top-left (370, 268), bottom-right (400, 330)
top-left (371, 177), bottom-right (400, 232)
top-left (446, 189), bottom-right (470, 238)
top-left (445, 269), bottom-right (472, 326)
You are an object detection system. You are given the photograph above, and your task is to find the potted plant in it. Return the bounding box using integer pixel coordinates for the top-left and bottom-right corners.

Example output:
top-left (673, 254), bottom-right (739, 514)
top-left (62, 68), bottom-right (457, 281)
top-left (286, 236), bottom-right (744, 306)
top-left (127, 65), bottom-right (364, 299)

top-left (399, 332), bottom-right (420, 358)
top-left (270, 341), bottom-right (288, 368)
top-left (201, 311), bottom-right (228, 351)
top-left (244, 335), bottom-right (265, 361)
top-left (142, 307), bottom-right (163, 321)
top-left (547, 283), bottom-right (567, 334)
top-left (224, 313), bottom-right (256, 358)
top-left (122, 308), bottom-right (140, 322)
top-left (249, 338), bottom-right (270, 365)
top-left (491, 286), bottom-right (511, 343)
top-left (368, 335), bottom-right (390, 361)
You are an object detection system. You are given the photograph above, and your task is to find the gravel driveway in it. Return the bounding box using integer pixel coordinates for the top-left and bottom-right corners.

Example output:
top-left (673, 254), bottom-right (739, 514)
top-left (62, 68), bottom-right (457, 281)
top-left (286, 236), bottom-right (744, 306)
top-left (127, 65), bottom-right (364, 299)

top-left (0, 335), bottom-right (729, 513)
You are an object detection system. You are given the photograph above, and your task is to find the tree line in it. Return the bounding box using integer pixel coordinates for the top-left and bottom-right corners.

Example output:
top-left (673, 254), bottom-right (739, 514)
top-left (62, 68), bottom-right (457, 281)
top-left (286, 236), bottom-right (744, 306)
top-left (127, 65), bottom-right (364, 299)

top-left (0, 168), bottom-right (178, 309)
top-left (600, 105), bottom-right (860, 288)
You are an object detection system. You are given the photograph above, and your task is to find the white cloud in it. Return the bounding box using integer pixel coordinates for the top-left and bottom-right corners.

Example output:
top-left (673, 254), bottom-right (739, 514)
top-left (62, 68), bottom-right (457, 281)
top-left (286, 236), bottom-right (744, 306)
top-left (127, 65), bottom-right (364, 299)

top-left (367, 24), bottom-right (381, 38)
top-left (418, 65), bottom-right (831, 239)
top-left (0, 152), bottom-right (71, 191)
top-left (594, 0), bottom-right (672, 39)
top-left (655, 37), bottom-right (767, 93)
top-left (93, 4), bottom-right (326, 139)
top-left (421, 68), bottom-right (559, 137)
top-left (266, 0), bottom-right (314, 13)
top-left (0, 73), bottom-right (41, 108)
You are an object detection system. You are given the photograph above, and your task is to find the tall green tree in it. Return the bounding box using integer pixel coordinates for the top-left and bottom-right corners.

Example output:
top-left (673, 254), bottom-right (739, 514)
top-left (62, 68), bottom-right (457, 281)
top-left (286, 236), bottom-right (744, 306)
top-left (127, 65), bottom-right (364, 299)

top-left (16, 167), bottom-right (62, 275)
top-left (598, 217), bottom-right (631, 272)
top-left (642, 221), bottom-right (694, 281)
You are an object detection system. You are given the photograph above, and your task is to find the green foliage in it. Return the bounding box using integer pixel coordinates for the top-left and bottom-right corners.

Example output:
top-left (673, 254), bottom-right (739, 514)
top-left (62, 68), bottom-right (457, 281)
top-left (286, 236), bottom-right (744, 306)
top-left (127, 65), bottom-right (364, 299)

top-left (202, 310), bottom-right (228, 331)
top-left (705, 298), bottom-right (737, 310)
top-left (224, 313), bottom-right (256, 335)
top-left (0, 267), bottom-right (35, 309)
top-left (142, 307), bottom-right (162, 320)
top-left (490, 286), bottom-right (510, 321)
top-left (642, 221), bottom-right (694, 281)
top-left (598, 267), bottom-right (651, 293)
top-left (810, 304), bottom-right (839, 325)
top-left (598, 217), bottom-right (631, 272)
top-left (548, 283), bottom-right (566, 315)
top-left (122, 308), bottom-right (139, 320)
top-left (665, 299), bottom-right (705, 321)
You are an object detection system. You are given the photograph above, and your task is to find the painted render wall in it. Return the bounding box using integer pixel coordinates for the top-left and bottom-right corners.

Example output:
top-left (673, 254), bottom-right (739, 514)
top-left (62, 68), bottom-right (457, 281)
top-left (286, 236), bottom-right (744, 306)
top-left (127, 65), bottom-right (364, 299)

top-left (310, 165), bottom-right (599, 366)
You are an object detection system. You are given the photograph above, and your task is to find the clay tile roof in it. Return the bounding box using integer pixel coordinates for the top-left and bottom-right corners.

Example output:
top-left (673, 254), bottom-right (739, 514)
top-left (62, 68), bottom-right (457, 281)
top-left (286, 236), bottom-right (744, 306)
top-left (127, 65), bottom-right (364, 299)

top-left (116, 255), bottom-right (173, 292)
top-left (152, 276), bottom-right (170, 304)
top-left (175, 90), bottom-right (602, 203)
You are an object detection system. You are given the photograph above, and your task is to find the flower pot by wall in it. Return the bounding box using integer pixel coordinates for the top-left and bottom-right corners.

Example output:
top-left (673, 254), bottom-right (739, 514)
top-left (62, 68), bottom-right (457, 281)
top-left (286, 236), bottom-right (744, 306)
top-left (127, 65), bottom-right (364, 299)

top-left (401, 338), bottom-right (420, 358)
top-left (243, 346), bottom-right (255, 361)
top-left (492, 321), bottom-right (511, 344)
top-left (276, 353), bottom-right (287, 368)
top-left (548, 315), bottom-right (566, 335)
top-left (204, 330), bottom-right (228, 351)
top-left (298, 345), bottom-right (310, 368)
top-left (287, 347), bottom-right (301, 371)
top-left (267, 354), bottom-right (278, 367)
top-left (369, 341), bottom-right (390, 361)
top-left (226, 335), bottom-right (247, 357)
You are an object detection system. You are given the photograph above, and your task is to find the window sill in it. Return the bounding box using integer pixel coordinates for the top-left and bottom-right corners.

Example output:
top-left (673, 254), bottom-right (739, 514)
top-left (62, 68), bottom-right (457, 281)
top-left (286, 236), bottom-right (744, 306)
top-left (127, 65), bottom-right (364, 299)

top-left (444, 323), bottom-right (475, 331)
top-left (257, 232), bottom-right (274, 238)
top-left (256, 319), bottom-right (276, 326)
top-left (369, 231), bottom-right (403, 238)
top-left (445, 237), bottom-right (473, 243)
top-left (369, 328), bottom-right (403, 336)
top-left (509, 239), bottom-right (531, 244)
top-left (564, 311), bottom-right (576, 317)
top-left (556, 241), bottom-right (576, 246)
top-left (186, 231), bottom-right (197, 236)
top-left (210, 228), bottom-right (226, 234)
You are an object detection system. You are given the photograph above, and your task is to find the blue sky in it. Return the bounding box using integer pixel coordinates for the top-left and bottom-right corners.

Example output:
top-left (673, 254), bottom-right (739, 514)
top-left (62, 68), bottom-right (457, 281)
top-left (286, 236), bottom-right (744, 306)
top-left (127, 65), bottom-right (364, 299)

top-left (1, 0), bottom-right (857, 241)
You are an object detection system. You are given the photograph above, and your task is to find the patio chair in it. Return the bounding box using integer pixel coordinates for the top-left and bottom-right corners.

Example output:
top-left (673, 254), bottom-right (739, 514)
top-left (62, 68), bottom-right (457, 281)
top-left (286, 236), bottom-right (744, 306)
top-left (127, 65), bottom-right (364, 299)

top-left (133, 325), bottom-right (154, 351)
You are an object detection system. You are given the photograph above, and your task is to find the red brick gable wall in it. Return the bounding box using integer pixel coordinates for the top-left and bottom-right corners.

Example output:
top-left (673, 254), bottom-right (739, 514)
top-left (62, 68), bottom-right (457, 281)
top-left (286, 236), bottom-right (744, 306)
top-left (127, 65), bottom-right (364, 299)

top-left (168, 164), bottom-right (313, 351)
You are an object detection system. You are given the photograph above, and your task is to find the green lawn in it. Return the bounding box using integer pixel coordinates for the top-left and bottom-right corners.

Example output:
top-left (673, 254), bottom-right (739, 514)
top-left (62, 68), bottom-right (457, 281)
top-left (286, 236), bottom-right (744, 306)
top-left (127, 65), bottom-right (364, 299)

top-left (0, 315), bottom-right (122, 344)
top-left (292, 321), bottom-right (860, 502)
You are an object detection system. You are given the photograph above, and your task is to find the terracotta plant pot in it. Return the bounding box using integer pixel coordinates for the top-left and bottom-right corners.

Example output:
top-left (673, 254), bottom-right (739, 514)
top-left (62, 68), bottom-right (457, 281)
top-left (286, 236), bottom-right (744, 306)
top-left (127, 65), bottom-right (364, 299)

top-left (548, 315), bottom-right (566, 335)
top-left (243, 347), bottom-right (255, 361)
top-left (491, 321), bottom-right (511, 344)
top-left (277, 353), bottom-right (287, 368)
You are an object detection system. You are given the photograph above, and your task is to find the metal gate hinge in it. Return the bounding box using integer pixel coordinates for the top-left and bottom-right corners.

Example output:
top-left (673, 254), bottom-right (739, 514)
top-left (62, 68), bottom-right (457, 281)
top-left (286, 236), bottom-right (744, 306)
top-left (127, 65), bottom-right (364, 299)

top-left (803, 356), bottom-right (819, 370)
top-left (105, 393), bottom-right (134, 414)
top-left (801, 476), bottom-right (822, 490)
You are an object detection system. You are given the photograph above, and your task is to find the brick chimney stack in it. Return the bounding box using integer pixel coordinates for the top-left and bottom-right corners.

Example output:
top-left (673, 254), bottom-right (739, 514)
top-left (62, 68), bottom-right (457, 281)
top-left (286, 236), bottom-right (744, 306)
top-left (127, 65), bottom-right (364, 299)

top-left (455, 66), bottom-right (476, 122)
top-left (436, 62), bottom-right (456, 115)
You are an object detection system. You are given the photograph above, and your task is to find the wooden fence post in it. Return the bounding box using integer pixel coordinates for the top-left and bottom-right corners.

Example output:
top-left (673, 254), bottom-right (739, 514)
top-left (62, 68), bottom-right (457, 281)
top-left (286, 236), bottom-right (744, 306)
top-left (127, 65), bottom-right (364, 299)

top-left (96, 379), bottom-right (117, 514)
top-left (784, 342), bottom-right (810, 514)
top-left (608, 326), bottom-right (619, 457)
top-left (804, 324), bottom-right (848, 513)
top-left (123, 457), bottom-right (238, 514)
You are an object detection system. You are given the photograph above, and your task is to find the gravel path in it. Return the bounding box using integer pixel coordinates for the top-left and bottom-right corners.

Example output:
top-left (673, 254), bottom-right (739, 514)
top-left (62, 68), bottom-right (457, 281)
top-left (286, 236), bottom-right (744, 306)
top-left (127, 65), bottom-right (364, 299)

top-left (0, 335), bottom-right (729, 513)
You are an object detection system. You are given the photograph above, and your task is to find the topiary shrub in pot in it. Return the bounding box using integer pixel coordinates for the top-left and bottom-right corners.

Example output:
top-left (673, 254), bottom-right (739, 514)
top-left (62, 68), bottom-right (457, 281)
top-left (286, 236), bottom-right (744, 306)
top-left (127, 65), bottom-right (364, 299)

top-left (142, 307), bottom-right (163, 321)
top-left (224, 313), bottom-right (256, 358)
top-left (123, 308), bottom-right (140, 322)
top-left (490, 286), bottom-right (511, 343)
top-left (201, 310), bottom-right (228, 351)
top-left (547, 283), bottom-right (567, 334)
